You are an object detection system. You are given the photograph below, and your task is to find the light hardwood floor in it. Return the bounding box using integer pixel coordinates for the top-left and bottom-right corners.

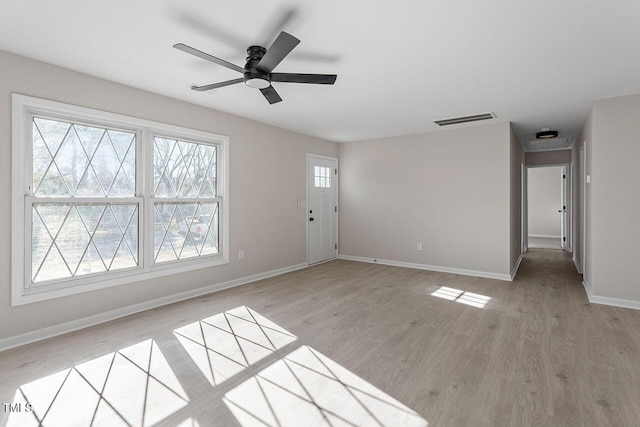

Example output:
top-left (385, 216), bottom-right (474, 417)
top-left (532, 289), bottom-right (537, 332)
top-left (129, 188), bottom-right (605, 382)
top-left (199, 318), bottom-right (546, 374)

top-left (1, 249), bottom-right (640, 426)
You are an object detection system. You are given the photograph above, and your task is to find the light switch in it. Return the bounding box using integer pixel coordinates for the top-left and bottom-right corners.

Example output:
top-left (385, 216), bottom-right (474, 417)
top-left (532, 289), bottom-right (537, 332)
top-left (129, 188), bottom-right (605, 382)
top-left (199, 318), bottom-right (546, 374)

top-left (586, 175), bottom-right (591, 184)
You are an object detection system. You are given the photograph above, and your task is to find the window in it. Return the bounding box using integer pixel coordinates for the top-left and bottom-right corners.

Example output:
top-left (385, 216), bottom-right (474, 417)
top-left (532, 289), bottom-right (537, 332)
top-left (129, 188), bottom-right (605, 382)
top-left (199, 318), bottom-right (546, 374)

top-left (153, 137), bottom-right (219, 263)
top-left (12, 95), bottom-right (229, 305)
top-left (314, 166), bottom-right (332, 188)
top-left (31, 118), bottom-right (139, 284)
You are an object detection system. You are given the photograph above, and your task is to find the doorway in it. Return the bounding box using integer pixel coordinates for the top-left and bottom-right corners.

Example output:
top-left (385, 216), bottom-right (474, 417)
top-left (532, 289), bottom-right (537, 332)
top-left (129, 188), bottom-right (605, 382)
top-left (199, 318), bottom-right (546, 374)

top-left (307, 154), bottom-right (338, 264)
top-left (525, 165), bottom-right (570, 251)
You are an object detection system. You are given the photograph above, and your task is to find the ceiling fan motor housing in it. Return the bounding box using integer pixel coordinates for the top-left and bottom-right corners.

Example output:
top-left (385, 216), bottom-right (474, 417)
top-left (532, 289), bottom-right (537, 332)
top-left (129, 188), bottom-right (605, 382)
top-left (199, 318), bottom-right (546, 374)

top-left (244, 45), bottom-right (270, 88)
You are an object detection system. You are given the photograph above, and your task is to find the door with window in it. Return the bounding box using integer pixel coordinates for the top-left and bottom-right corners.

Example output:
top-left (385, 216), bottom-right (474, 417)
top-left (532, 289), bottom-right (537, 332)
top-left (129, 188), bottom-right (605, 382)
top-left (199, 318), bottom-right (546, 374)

top-left (307, 155), bottom-right (337, 264)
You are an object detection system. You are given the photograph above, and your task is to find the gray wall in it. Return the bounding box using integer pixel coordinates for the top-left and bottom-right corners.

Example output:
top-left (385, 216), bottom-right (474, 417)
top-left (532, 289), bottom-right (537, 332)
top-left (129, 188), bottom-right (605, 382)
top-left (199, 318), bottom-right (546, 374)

top-left (525, 149), bottom-right (572, 166)
top-left (588, 94), bottom-right (640, 302)
top-left (338, 121), bottom-right (514, 276)
top-left (527, 167), bottom-right (562, 237)
top-left (0, 51), bottom-right (338, 340)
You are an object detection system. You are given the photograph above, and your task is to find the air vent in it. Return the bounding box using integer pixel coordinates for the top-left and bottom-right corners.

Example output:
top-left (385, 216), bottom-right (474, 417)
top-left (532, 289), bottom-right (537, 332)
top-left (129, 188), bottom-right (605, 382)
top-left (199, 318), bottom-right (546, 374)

top-left (434, 112), bottom-right (496, 126)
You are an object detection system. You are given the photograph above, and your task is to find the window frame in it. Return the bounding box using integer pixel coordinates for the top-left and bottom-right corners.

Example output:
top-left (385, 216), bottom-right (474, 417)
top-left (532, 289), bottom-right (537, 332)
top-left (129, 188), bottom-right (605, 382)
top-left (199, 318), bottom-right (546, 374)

top-left (11, 94), bottom-right (230, 306)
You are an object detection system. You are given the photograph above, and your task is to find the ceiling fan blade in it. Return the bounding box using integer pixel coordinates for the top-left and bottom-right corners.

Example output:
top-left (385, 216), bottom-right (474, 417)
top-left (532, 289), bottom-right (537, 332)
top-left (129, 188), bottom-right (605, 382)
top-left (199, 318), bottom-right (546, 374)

top-left (191, 78), bottom-right (245, 92)
top-left (260, 85), bottom-right (283, 104)
top-left (176, 14), bottom-right (248, 50)
top-left (260, 7), bottom-right (298, 46)
top-left (270, 73), bottom-right (337, 85)
top-left (173, 43), bottom-right (245, 74)
top-left (256, 32), bottom-right (300, 73)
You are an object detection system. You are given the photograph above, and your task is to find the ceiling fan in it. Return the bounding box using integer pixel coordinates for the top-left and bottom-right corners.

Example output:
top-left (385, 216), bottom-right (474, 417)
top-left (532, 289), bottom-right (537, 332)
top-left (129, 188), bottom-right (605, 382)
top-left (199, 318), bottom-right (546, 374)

top-left (174, 31), bottom-right (337, 104)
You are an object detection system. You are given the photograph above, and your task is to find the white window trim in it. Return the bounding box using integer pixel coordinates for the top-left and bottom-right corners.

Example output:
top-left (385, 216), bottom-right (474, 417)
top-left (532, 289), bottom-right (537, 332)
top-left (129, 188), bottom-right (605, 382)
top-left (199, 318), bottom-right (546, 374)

top-left (11, 94), bottom-right (230, 306)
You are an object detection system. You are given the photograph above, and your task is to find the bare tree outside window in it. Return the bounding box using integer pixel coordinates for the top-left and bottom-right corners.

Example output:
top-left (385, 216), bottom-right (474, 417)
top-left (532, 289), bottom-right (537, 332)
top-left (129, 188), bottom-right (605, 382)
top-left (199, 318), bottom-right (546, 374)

top-left (31, 118), bottom-right (138, 284)
top-left (153, 137), bottom-right (219, 263)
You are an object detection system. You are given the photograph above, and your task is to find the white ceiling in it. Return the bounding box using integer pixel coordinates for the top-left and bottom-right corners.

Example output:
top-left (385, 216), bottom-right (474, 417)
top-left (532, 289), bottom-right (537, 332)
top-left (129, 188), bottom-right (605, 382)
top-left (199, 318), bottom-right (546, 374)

top-left (2, 0), bottom-right (640, 145)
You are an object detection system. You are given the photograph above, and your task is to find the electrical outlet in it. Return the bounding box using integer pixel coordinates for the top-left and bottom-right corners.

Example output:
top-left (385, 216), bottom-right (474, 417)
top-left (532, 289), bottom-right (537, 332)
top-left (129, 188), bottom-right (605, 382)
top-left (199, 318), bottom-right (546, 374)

top-left (238, 250), bottom-right (244, 260)
top-left (417, 243), bottom-right (423, 251)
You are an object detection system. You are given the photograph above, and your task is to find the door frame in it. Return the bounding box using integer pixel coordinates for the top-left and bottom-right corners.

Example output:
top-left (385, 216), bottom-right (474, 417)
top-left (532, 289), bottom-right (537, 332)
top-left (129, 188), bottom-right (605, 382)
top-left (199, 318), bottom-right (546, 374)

top-left (306, 153), bottom-right (339, 265)
top-left (521, 162), bottom-right (527, 252)
top-left (560, 164), bottom-right (568, 250)
top-left (523, 163), bottom-right (572, 252)
top-left (580, 142), bottom-right (587, 274)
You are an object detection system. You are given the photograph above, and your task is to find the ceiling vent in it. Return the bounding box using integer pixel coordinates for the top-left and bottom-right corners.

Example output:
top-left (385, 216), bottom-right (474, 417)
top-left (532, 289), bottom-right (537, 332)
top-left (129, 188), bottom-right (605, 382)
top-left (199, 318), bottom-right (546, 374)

top-left (434, 112), bottom-right (495, 126)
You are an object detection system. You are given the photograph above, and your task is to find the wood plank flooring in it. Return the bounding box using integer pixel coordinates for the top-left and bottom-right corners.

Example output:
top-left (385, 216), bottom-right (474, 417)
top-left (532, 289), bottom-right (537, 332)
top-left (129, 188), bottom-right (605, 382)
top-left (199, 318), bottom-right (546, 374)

top-left (1, 249), bottom-right (640, 426)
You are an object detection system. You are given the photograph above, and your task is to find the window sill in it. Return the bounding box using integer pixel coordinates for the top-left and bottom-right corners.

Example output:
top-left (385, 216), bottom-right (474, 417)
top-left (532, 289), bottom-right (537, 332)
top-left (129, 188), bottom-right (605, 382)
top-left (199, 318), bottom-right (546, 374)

top-left (13, 256), bottom-right (229, 306)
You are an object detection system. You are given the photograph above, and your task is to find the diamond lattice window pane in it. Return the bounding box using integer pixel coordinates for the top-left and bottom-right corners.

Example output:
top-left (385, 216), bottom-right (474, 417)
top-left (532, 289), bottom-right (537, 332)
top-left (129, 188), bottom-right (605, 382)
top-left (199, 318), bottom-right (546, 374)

top-left (154, 138), bottom-right (217, 198)
top-left (32, 203), bottom-right (139, 284)
top-left (33, 118), bottom-right (136, 197)
top-left (154, 202), bottom-right (219, 263)
top-left (33, 117), bottom-right (70, 155)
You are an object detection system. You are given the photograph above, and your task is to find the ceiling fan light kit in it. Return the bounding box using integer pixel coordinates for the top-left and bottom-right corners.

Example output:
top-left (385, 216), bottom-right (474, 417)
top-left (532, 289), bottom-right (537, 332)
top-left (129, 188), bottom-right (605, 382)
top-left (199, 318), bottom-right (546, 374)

top-left (174, 31), bottom-right (337, 104)
top-left (245, 74), bottom-right (271, 89)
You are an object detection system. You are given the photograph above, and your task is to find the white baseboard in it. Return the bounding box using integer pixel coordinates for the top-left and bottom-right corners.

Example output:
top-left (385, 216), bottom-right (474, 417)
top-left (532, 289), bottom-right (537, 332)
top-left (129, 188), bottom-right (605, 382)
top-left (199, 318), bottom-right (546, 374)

top-left (511, 255), bottom-right (523, 280)
top-left (0, 263), bottom-right (308, 353)
top-left (528, 234), bottom-right (561, 239)
top-left (573, 255), bottom-right (582, 274)
top-left (338, 255), bottom-right (512, 281)
top-left (582, 279), bottom-right (640, 310)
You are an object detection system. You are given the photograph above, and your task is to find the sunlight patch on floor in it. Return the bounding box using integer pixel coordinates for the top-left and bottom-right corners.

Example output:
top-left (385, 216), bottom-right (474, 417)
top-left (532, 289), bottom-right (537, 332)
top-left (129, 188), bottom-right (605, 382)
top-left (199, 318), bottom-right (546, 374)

top-left (5, 339), bottom-right (188, 427)
top-left (223, 345), bottom-right (428, 427)
top-left (431, 286), bottom-right (491, 309)
top-left (174, 306), bottom-right (297, 387)
top-left (175, 417), bottom-right (201, 427)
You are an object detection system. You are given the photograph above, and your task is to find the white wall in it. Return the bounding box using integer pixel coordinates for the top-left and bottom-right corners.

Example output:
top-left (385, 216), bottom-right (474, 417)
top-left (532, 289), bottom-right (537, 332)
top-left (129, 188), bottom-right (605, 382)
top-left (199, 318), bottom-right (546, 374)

top-left (338, 121), bottom-right (514, 277)
top-left (0, 50), bottom-right (338, 341)
top-left (527, 167), bottom-right (562, 237)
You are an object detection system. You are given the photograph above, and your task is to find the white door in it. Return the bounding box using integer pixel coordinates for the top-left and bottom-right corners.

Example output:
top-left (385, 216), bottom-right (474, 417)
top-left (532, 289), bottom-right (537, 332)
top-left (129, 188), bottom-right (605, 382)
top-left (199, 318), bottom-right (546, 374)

top-left (307, 155), bottom-right (337, 264)
top-left (580, 144), bottom-right (586, 273)
top-left (560, 167), bottom-right (567, 250)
